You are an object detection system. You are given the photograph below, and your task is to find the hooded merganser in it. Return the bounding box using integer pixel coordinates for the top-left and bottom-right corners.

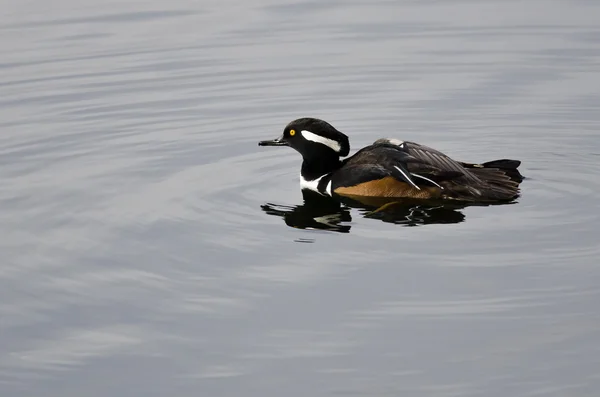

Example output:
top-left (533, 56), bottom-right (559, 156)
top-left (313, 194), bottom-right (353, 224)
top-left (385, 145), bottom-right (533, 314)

top-left (258, 118), bottom-right (524, 203)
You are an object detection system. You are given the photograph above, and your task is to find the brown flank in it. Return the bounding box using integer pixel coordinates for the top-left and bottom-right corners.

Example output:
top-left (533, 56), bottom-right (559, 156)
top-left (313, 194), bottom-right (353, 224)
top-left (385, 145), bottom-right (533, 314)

top-left (334, 176), bottom-right (440, 199)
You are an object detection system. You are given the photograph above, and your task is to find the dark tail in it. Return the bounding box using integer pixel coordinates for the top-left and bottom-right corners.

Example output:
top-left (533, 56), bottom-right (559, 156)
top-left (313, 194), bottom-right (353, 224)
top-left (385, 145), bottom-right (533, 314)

top-left (479, 159), bottom-right (524, 183)
top-left (461, 159), bottom-right (523, 182)
top-left (458, 159), bottom-right (524, 202)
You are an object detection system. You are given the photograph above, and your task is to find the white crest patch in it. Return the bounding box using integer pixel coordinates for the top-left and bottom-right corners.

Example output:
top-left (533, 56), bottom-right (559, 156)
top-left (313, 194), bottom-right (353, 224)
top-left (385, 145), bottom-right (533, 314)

top-left (300, 173), bottom-right (331, 196)
top-left (301, 130), bottom-right (341, 152)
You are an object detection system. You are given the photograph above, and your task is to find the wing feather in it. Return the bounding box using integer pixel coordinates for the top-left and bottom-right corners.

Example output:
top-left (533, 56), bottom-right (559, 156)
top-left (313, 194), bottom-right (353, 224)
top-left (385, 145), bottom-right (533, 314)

top-left (362, 138), bottom-right (523, 201)
top-left (341, 139), bottom-right (497, 189)
top-left (401, 142), bottom-right (481, 183)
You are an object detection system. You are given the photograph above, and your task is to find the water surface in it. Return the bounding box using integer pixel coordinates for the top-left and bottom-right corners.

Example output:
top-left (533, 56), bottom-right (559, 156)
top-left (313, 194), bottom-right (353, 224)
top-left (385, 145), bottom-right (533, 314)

top-left (1, 0), bottom-right (600, 396)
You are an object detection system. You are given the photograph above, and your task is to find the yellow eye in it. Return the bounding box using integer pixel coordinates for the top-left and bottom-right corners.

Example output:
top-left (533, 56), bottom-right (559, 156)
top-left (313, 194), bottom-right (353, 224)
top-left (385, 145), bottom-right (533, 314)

top-left (289, 129), bottom-right (296, 136)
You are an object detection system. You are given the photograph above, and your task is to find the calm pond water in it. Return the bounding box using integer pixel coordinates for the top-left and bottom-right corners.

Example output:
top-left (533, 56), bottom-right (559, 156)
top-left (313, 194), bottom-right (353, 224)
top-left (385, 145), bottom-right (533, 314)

top-left (2, 0), bottom-right (600, 396)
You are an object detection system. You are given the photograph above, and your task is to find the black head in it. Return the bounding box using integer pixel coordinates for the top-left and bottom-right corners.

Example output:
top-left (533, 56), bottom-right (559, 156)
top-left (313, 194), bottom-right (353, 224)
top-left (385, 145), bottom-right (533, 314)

top-left (259, 118), bottom-right (350, 159)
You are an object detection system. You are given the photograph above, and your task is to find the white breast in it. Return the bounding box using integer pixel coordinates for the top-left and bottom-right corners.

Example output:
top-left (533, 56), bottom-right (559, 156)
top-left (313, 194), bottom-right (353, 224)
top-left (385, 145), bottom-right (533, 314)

top-left (300, 173), bottom-right (332, 196)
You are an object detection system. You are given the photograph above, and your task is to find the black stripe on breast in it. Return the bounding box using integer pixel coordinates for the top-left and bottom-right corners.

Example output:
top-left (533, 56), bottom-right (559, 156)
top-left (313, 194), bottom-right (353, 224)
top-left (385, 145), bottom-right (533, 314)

top-left (317, 174), bottom-right (333, 195)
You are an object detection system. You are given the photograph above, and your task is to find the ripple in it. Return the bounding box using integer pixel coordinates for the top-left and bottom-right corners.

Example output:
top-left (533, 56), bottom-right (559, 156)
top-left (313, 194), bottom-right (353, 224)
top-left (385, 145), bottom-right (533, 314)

top-left (2, 0), bottom-right (600, 395)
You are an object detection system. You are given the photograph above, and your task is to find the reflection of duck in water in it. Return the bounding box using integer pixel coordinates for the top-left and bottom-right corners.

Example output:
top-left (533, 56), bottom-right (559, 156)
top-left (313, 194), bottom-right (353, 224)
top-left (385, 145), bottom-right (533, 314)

top-left (261, 189), bottom-right (352, 233)
top-left (261, 189), bottom-right (498, 233)
top-left (259, 117), bottom-right (523, 203)
top-left (338, 194), bottom-right (470, 226)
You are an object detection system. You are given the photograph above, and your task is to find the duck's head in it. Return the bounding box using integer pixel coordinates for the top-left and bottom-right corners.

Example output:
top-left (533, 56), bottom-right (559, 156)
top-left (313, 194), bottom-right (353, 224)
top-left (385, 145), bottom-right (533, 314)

top-left (259, 118), bottom-right (350, 160)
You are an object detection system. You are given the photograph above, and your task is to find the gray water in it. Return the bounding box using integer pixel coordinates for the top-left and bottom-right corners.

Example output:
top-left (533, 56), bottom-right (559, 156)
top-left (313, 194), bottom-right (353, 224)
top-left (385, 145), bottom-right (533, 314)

top-left (2, 0), bottom-right (600, 396)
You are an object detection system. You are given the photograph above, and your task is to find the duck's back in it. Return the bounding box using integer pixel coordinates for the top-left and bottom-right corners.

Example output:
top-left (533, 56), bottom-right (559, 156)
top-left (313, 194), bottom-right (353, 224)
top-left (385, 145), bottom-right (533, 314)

top-left (335, 138), bottom-right (523, 202)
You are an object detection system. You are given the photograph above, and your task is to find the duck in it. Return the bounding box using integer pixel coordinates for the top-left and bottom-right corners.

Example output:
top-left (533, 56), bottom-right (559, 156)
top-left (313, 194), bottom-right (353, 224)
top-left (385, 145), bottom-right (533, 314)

top-left (258, 117), bottom-right (524, 203)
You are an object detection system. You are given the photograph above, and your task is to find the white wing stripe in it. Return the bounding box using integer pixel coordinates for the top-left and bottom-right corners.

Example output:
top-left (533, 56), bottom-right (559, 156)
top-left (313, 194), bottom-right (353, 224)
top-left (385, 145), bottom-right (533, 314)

top-left (411, 173), bottom-right (443, 189)
top-left (393, 166), bottom-right (421, 190)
